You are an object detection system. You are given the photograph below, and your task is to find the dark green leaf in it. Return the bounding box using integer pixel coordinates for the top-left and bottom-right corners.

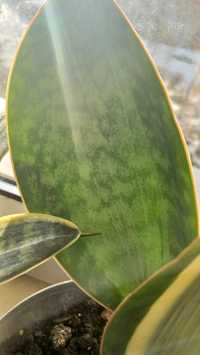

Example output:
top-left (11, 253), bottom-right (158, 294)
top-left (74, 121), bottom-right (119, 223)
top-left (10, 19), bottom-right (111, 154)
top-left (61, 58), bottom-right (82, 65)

top-left (7, 0), bottom-right (199, 308)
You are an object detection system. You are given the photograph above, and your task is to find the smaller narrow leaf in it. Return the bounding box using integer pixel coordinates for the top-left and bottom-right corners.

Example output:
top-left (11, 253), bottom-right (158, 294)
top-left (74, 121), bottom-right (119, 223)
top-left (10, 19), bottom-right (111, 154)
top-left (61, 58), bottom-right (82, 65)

top-left (0, 213), bottom-right (80, 284)
top-left (101, 238), bottom-right (200, 355)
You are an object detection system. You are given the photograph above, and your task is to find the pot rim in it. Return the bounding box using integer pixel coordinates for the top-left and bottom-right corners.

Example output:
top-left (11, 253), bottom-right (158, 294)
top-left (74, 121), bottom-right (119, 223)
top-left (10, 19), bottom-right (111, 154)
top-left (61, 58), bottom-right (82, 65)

top-left (0, 280), bottom-right (73, 321)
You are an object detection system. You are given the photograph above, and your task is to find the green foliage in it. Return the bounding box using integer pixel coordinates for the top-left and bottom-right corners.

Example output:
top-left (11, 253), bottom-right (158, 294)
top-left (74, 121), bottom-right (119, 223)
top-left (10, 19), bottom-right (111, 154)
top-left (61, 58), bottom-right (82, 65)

top-left (0, 213), bottom-right (80, 284)
top-left (101, 238), bottom-right (200, 354)
top-left (2, 1), bottom-right (200, 353)
top-left (125, 253), bottom-right (200, 354)
top-left (7, 0), bottom-right (198, 309)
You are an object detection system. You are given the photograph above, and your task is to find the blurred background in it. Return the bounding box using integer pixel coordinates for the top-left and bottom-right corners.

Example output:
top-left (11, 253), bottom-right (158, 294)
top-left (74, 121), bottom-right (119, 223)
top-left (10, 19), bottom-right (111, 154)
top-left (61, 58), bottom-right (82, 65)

top-left (1, 0), bottom-right (200, 165)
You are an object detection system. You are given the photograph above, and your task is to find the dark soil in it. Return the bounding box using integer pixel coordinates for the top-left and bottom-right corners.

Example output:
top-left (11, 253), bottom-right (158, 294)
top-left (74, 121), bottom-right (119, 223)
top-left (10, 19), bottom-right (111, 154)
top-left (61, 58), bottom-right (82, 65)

top-left (13, 299), bottom-right (110, 355)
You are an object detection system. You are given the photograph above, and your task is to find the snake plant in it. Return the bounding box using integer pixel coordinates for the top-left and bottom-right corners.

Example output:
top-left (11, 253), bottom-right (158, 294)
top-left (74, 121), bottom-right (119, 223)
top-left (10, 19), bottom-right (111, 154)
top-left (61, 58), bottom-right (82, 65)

top-left (0, 0), bottom-right (199, 353)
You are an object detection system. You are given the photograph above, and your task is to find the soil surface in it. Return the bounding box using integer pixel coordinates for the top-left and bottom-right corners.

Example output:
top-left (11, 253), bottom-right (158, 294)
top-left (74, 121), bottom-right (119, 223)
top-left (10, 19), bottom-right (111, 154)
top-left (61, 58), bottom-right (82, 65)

top-left (12, 299), bottom-right (109, 355)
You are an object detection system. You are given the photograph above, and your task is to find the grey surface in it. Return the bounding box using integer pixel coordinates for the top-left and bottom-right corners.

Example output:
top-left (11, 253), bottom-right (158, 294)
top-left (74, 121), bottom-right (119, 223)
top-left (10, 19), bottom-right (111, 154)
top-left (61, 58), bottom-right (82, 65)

top-left (0, 0), bottom-right (200, 165)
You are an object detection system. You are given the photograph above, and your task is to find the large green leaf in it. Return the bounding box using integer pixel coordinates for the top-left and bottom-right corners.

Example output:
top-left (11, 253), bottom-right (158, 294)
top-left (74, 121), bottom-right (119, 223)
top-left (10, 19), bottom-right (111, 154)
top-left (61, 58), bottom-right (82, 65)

top-left (0, 213), bottom-right (80, 284)
top-left (124, 249), bottom-right (200, 355)
top-left (101, 238), bottom-right (200, 355)
top-left (7, 0), bottom-right (199, 308)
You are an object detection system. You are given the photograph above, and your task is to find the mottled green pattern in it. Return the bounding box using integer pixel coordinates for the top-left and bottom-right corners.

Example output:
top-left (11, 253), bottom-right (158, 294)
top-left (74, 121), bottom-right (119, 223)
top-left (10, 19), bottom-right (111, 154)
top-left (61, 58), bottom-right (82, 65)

top-left (0, 214), bottom-right (79, 283)
top-left (7, 0), bottom-right (198, 308)
top-left (102, 238), bottom-right (200, 355)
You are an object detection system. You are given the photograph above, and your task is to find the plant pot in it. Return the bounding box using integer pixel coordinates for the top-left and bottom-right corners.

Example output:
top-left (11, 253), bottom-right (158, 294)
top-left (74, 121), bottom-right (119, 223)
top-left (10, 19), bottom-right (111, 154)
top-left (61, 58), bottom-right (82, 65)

top-left (0, 275), bottom-right (48, 318)
top-left (0, 281), bottom-right (104, 355)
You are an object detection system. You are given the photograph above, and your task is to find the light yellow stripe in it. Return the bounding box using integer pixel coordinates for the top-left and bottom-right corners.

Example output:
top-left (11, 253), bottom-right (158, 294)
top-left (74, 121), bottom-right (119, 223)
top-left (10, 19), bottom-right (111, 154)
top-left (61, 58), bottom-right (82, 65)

top-left (125, 254), bottom-right (200, 355)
